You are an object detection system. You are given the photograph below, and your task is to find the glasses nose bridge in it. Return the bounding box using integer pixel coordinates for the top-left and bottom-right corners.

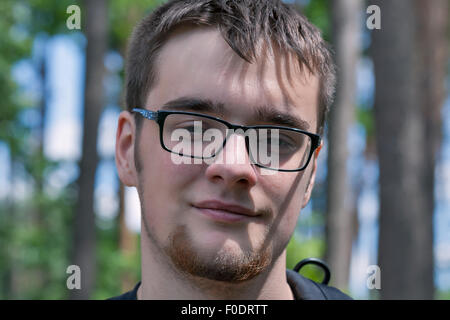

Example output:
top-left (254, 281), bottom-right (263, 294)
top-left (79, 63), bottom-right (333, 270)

top-left (226, 121), bottom-right (247, 132)
top-left (223, 122), bottom-right (250, 146)
top-left (219, 123), bottom-right (252, 160)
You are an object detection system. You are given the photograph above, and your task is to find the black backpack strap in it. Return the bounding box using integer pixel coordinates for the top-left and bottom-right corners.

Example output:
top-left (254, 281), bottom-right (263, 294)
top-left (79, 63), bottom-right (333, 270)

top-left (293, 258), bottom-right (331, 285)
top-left (314, 281), bottom-right (353, 300)
top-left (286, 269), bottom-right (353, 300)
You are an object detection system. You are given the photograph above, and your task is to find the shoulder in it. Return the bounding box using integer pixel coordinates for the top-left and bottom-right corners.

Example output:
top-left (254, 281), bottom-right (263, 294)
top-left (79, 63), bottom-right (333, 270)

top-left (107, 281), bottom-right (141, 300)
top-left (286, 269), bottom-right (353, 300)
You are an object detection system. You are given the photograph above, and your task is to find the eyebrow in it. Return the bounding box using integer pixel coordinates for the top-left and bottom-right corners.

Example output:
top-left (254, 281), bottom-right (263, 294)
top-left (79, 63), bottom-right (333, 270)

top-left (159, 96), bottom-right (310, 131)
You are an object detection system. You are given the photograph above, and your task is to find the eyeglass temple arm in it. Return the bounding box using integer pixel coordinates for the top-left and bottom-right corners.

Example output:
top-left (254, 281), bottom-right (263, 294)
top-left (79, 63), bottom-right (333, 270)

top-left (132, 108), bottom-right (158, 121)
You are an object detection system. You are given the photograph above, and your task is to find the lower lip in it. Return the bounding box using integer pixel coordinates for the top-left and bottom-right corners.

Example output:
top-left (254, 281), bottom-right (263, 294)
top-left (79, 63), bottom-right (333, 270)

top-left (193, 206), bottom-right (252, 223)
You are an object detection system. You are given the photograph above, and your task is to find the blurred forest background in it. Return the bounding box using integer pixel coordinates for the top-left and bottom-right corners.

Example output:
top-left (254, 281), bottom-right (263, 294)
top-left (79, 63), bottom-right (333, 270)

top-left (0, 0), bottom-right (449, 300)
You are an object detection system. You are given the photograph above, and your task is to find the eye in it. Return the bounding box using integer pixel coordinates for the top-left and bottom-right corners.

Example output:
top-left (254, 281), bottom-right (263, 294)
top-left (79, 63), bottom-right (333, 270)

top-left (279, 136), bottom-right (297, 148)
top-left (175, 120), bottom-right (207, 133)
top-left (276, 135), bottom-right (299, 152)
top-left (258, 129), bottom-right (304, 154)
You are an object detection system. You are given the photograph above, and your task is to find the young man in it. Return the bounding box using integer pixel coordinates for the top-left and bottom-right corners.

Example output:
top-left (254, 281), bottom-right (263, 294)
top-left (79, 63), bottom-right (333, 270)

top-left (111, 0), bottom-right (351, 299)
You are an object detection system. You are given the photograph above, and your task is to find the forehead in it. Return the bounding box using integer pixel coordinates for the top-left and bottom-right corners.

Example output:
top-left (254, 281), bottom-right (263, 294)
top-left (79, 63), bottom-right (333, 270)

top-left (147, 26), bottom-right (319, 131)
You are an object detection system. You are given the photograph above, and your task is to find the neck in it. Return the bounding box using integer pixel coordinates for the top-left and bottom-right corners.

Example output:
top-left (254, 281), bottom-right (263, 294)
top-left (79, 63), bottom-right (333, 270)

top-left (138, 233), bottom-right (294, 300)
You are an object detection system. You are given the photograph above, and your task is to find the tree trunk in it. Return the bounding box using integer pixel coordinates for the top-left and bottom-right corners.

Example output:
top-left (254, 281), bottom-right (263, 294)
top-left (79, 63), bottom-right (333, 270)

top-left (325, 0), bottom-right (361, 291)
top-left (371, 0), bottom-right (439, 299)
top-left (70, 0), bottom-right (107, 299)
top-left (33, 37), bottom-right (49, 293)
top-left (2, 157), bottom-right (17, 299)
top-left (415, 0), bottom-right (448, 259)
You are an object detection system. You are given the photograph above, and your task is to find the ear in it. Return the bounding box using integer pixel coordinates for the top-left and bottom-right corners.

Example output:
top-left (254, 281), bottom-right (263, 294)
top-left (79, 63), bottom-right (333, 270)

top-left (301, 141), bottom-right (322, 209)
top-left (115, 111), bottom-right (138, 187)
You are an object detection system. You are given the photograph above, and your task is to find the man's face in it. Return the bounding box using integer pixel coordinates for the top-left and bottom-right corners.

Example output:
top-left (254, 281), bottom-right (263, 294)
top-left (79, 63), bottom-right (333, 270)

top-left (117, 27), bottom-right (320, 282)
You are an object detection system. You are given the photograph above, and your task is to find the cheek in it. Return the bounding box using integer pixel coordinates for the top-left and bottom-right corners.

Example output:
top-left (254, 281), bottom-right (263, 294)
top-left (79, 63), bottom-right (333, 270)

top-left (160, 153), bottom-right (206, 191)
top-left (139, 149), bottom-right (204, 235)
top-left (260, 172), bottom-right (309, 243)
top-left (140, 128), bottom-right (202, 193)
top-left (261, 172), bottom-right (308, 211)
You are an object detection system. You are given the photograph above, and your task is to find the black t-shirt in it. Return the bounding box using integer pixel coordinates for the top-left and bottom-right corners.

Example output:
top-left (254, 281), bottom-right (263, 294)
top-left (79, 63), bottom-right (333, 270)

top-left (108, 269), bottom-right (352, 300)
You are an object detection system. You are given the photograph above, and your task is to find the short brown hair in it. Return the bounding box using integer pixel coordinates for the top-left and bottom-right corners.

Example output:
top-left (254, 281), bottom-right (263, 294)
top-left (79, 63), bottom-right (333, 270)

top-left (125, 0), bottom-right (335, 135)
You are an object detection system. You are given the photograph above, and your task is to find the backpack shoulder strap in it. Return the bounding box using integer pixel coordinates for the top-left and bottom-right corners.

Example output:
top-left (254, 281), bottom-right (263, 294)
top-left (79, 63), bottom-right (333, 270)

top-left (286, 269), bottom-right (352, 300)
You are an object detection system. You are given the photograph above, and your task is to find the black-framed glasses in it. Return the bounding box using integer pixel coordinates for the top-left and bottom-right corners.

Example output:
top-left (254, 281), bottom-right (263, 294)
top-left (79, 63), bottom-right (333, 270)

top-left (132, 108), bottom-right (321, 172)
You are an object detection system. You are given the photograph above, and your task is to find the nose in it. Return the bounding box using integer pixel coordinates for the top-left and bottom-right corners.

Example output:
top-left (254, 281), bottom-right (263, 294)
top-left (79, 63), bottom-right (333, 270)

top-left (204, 132), bottom-right (257, 189)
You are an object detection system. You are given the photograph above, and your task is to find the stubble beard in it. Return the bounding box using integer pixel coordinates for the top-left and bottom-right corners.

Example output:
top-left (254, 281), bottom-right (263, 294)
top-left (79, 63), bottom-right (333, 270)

top-left (164, 224), bottom-right (273, 283)
top-left (139, 189), bottom-right (274, 284)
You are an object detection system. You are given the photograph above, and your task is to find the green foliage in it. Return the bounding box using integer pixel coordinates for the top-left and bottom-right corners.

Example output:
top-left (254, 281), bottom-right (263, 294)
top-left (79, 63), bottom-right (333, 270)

top-left (436, 290), bottom-right (450, 300)
top-left (26, 0), bottom-right (76, 35)
top-left (286, 232), bottom-right (326, 284)
top-left (108, 0), bottom-right (164, 51)
top-left (0, 1), bottom-right (33, 156)
top-left (0, 186), bottom-right (74, 299)
top-left (303, 0), bottom-right (331, 42)
top-left (0, 0), bottom-right (157, 299)
top-left (92, 226), bottom-right (140, 300)
top-left (356, 107), bottom-right (375, 140)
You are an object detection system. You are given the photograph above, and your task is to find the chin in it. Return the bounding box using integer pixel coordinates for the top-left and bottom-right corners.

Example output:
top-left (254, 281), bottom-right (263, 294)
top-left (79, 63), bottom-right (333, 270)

top-left (165, 225), bottom-right (272, 282)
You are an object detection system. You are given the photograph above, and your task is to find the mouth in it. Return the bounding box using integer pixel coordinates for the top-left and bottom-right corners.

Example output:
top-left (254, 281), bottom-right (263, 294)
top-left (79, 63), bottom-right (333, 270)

top-left (192, 200), bottom-right (260, 223)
